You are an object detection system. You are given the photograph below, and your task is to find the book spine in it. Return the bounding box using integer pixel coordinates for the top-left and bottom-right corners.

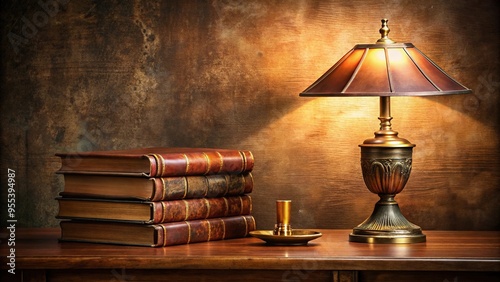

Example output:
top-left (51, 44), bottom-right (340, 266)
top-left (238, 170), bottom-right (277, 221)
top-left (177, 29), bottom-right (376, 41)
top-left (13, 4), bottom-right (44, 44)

top-left (146, 150), bottom-right (254, 177)
top-left (155, 215), bottom-right (256, 247)
top-left (150, 195), bottom-right (252, 224)
top-left (150, 173), bottom-right (253, 201)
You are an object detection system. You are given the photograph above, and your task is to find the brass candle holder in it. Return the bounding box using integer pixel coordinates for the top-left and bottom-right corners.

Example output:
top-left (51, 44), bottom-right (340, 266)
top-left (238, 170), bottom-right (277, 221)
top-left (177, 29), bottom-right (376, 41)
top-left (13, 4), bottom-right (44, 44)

top-left (274, 200), bottom-right (292, 236)
top-left (249, 199), bottom-right (322, 245)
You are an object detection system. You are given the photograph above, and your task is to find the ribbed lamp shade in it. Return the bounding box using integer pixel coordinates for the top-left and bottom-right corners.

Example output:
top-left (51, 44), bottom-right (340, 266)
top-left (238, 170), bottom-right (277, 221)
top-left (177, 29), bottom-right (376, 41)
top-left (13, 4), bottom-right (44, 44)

top-left (300, 38), bottom-right (471, 97)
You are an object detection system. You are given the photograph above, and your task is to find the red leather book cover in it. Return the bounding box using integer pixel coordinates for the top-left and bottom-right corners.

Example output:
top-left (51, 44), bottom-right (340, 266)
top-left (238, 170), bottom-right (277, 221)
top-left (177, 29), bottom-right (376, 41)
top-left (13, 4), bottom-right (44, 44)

top-left (56, 147), bottom-right (254, 177)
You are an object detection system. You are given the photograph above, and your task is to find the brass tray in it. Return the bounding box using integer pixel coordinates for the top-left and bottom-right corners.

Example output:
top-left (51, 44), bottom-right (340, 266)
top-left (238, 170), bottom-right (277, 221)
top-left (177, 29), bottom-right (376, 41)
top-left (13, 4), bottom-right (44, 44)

top-left (249, 230), bottom-right (322, 246)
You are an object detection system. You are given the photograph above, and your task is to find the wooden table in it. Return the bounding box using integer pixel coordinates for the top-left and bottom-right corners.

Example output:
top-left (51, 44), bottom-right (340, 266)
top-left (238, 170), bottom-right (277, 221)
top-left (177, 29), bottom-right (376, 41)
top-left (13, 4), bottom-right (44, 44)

top-left (1, 229), bottom-right (499, 282)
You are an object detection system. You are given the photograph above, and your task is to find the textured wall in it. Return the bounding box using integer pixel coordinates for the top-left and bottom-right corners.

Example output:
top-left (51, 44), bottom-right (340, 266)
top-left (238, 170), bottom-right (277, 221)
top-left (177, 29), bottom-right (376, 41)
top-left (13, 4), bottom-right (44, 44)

top-left (1, 0), bottom-right (499, 231)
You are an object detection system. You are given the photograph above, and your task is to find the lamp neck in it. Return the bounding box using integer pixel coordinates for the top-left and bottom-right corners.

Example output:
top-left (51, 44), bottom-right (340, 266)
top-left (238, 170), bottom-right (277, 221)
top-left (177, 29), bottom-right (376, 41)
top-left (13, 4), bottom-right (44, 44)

top-left (359, 96), bottom-right (415, 147)
top-left (379, 96), bottom-right (392, 131)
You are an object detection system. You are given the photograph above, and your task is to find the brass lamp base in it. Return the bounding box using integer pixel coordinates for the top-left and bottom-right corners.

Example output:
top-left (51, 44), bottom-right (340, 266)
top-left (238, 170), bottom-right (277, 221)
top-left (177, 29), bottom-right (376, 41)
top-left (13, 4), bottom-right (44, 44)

top-left (348, 96), bottom-right (426, 244)
top-left (349, 194), bottom-right (426, 243)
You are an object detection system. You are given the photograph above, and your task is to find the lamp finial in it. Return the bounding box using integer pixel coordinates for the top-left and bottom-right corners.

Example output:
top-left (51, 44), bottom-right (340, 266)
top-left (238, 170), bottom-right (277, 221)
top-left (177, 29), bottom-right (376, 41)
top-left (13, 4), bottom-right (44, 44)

top-left (377, 18), bottom-right (395, 44)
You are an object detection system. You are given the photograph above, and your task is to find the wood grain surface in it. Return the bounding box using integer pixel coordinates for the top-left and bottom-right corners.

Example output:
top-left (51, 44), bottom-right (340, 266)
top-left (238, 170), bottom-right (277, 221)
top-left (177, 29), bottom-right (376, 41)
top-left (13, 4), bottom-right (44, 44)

top-left (1, 228), bottom-right (499, 282)
top-left (1, 228), bottom-right (498, 271)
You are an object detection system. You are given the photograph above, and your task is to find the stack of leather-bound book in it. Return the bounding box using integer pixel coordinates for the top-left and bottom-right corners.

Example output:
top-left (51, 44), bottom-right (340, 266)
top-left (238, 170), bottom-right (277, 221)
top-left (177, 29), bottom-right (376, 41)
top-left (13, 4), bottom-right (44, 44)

top-left (55, 147), bottom-right (256, 247)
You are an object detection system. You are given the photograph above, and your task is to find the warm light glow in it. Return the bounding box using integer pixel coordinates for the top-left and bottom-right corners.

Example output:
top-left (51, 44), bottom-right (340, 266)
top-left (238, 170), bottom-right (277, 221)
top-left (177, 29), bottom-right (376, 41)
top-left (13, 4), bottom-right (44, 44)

top-left (373, 48), bottom-right (386, 62)
top-left (347, 48), bottom-right (390, 93)
top-left (238, 95), bottom-right (496, 187)
top-left (387, 48), bottom-right (405, 64)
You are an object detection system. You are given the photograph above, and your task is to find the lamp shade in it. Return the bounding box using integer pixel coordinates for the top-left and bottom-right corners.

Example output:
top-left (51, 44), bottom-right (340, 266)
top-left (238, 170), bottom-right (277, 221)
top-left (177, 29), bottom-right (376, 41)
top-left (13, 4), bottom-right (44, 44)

top-left (300, 22), bottom-right (472, 97)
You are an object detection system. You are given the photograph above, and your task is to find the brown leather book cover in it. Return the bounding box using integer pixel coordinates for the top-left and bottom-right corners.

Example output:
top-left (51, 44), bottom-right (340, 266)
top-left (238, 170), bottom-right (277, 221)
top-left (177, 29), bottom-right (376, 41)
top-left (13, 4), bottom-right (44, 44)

top-left (57, 195), bottom-right (252, 224)
top-left (56, 147), bottom-right (254, 177)
top-left (59, 172), bottom-right (253, 201)
top-left (157, 215), bottom-right (256, 246)
top-left (59, 215), bottom-right (256, 247)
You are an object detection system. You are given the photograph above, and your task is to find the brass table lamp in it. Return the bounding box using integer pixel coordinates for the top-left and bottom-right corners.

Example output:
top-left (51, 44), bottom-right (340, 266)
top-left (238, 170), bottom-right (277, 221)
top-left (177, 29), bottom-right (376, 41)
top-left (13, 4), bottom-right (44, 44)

top-left (300, 19), bottom-right (472, 243)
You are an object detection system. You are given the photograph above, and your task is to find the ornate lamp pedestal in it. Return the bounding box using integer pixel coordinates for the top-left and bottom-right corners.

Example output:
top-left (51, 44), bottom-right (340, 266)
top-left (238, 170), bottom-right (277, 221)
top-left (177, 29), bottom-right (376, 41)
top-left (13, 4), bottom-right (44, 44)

top-left (349, 97), bottom-right (426, 244)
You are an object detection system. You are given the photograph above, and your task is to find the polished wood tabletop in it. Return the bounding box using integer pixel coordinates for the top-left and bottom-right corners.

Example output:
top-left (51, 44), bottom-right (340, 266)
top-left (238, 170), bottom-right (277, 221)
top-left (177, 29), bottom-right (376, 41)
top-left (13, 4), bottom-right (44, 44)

top-left (1, 228), bottom-right (499, 272)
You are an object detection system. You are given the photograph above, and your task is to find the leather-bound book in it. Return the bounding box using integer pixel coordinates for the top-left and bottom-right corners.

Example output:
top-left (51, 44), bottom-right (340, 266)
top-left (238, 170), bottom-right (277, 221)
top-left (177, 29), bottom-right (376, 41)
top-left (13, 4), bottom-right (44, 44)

top-left (60, 215), bottom-right (256, 247)
top-left (56, 195), bottom-right (252, 224)
top-left (56, 147), bottom-right (254, 177)
top-left (59, 172), bottom-right (253, 201)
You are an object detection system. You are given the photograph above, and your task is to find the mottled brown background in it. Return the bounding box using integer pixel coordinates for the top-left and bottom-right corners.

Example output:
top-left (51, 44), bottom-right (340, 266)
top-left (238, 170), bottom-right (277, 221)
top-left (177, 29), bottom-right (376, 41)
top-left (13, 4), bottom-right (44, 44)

top-left (1, 0), bottom-right (499, 231)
